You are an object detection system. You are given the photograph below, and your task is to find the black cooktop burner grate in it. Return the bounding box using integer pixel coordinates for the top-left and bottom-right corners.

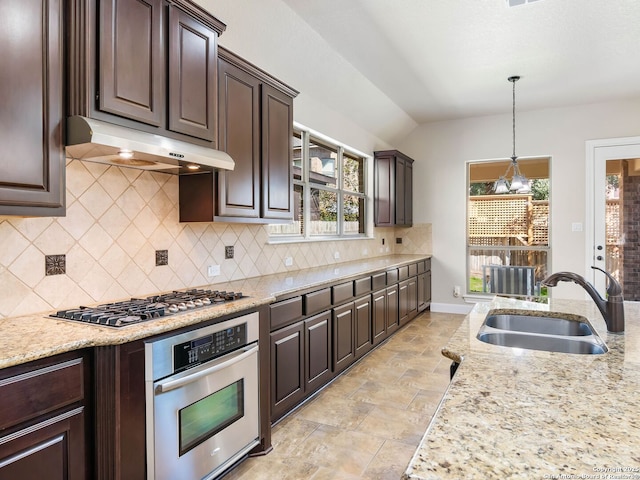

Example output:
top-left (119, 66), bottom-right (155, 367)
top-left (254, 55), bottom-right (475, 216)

top-left (50, 289), bottom-right (244, 327)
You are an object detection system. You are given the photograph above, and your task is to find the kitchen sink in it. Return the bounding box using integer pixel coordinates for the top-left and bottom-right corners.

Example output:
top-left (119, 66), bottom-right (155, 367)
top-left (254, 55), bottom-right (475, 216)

top-left (484, 313), bottom-right (593, 336)
top-left (476, 310), bottom-right (608, 355)
top-left (477, 331), bottom-right (607, 354)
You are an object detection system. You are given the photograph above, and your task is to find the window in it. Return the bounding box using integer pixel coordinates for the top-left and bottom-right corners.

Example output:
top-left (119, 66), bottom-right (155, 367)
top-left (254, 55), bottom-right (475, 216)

top-left (467, 157), bottom-right (550, 299)
top-left (268, 126), bottom-right (368, 240)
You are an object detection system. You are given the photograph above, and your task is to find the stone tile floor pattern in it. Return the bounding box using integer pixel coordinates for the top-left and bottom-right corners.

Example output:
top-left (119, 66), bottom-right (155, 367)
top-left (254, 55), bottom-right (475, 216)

top-left (223, 311), bottom-right (465, 480)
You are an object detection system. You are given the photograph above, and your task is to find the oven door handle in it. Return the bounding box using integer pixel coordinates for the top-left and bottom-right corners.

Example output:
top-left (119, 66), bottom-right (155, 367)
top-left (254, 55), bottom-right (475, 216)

top-left (154, 344), bottom-right (258, 394)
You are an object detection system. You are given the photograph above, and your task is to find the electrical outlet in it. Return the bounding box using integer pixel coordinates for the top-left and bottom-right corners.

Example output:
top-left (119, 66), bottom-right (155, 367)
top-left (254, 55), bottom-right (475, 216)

top-left (396, 237), bottom-right (402, 244)
top-left (284, 256), bottom-right (293, 267)
top-left (225, 246), bottom-right (234, 259)
top-left (208, 265), bottom-right (221, 277)
top-left (453, 285), bottom-right (461, 298)
top-left (334, 251), bottom-right (340, 260)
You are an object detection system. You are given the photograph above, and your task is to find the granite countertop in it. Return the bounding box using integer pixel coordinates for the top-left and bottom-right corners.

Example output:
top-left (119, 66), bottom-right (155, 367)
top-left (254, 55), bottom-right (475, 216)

top-left (404, 296), bottom-right (640, 479)
top-left (0, 254), bottom-right (429, 370)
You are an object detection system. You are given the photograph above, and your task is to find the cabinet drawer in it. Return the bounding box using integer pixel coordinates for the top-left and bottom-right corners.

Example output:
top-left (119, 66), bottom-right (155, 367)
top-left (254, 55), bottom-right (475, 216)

top-left (408, 263), bottom-right (418, 277)
top-left (417, 260), bottom-right (426, 274)
top-left (0, 355), bottom-right (85, 431)
top-left (398, 265), bottom-right (409, 281)
top-left (270, 296), bottom-right (303, 330)
top-left (386, 268), bottom-right (398, 285)
top-left (372, 272), bottom-right (386, 290)
top-left (304, 288), bottom-right (332, 316)
top-left (332, 281), bottom-right (354, 305)
top-left (354, 276), bottom-right (372, 296)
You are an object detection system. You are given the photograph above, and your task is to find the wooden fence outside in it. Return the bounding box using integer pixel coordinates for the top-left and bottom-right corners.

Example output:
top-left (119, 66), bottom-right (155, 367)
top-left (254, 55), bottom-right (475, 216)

top-left (468, 196), bottom-right (621, 284)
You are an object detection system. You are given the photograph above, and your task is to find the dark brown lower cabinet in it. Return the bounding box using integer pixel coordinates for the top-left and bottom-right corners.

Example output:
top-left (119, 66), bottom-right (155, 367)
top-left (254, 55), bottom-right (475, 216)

top-left (386, 284), bottom-right (400, 335)
top-left (372, 289), bottom-right (387, 345)
top-left (418, 270), bottom-right (432, 312)
top-left (0, 351), bottom-right (90, 480)
top-left (373, 285), bottom-right (400, 344)
top-left (270, 322), bottom-right (305, 420)
top-left (269, 261), bottom-right (428, 423)
top-left (354, 295), bottom-right (372, 358)
top-left (93, 341), bottom-right (146, 480)
top-left (333, 303), bottom-right (355, 373)
top-left (305, 312), bottom-right (332, 393)
top-left (0, 409), bottom-right (85, 480)
top-left (399, 277), bottom-right (418, 326)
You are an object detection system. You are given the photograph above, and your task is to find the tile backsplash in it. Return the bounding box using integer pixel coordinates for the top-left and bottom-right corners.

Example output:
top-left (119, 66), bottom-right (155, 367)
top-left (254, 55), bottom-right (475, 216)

top-left (0, 160), bottom-right (431, 319)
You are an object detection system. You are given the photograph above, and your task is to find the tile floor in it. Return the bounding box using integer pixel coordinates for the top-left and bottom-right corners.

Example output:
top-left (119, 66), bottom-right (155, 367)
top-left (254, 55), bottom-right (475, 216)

top-left (224, 311), bottom-right (465, 480)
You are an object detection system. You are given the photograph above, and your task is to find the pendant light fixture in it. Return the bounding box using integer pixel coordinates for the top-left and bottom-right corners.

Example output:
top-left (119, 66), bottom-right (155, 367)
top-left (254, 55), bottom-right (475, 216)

top-left (494, 76), bottom-right (530, 194)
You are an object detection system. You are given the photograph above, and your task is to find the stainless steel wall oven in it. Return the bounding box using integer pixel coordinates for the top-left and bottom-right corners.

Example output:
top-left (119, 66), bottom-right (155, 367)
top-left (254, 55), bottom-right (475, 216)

top-left (145, 312), bottom-right (260, 480)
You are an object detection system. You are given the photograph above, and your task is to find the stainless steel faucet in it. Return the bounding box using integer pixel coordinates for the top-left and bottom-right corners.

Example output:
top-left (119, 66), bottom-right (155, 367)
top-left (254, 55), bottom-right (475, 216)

top-left (542, 266), bottom-right (624, 333)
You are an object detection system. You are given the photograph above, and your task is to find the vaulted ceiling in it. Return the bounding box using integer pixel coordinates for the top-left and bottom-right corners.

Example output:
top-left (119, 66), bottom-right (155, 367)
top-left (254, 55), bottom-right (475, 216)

top-left (282, 0), bottom-right (640, 123)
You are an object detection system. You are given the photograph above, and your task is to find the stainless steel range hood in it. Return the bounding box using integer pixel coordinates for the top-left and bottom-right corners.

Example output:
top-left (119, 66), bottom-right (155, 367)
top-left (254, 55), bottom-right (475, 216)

top-left (65, 116), bottom-right (234, 174)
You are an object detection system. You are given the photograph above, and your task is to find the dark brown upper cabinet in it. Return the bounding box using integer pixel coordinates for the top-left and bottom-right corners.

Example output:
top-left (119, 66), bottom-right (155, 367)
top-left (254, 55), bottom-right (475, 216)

top-left (99, 0), bottom-right (164, 126)
top-left (373, 150), bottom-right (414, 227)
top-left (0, 0), bottom-right (65, 216)
top-left (68, 0), bottom-right (224, 146)
top-left (168, 7), bottom-right (218, 141)
top-left (179, 47), bottom-right (298, 223)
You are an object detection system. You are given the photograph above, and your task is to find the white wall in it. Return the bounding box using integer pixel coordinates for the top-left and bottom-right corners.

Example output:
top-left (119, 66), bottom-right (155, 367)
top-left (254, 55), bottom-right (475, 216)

top-left (195, 0), bottom-right (415, 153)
top-left (400, 98), bottom-right (640, 308)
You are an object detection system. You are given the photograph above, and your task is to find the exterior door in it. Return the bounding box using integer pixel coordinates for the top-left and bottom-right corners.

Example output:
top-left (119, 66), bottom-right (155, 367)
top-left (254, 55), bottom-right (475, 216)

top-left (588, 136), bottom-right (640, 297)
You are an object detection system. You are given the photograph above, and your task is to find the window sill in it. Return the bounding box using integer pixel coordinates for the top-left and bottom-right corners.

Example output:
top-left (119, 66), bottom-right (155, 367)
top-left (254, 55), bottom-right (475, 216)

top-left (267, 234), bottom-right (373, 245)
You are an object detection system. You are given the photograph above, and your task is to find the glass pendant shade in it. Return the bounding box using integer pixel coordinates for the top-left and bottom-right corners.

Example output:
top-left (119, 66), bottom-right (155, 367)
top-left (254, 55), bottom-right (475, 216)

top-left (517, 181), bottom-right (531, 194)
top-left (509, 174), bottom-right (524, 191)
top-left (494, 177), bottom-right (509, 194)
top-left (493, 76), bottom-right (531, 194)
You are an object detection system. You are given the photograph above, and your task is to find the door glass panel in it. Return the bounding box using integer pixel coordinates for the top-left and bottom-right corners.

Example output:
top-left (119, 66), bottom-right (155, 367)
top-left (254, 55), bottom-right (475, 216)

top-left (605, 160), bottom-right (621, 287)
top-left (179, 379), bottom-right (244, 456)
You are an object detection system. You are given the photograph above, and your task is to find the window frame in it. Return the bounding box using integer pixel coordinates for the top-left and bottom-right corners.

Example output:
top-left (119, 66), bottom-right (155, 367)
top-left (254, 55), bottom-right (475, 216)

top-left (268, 124), bottom-right (371, 242)
top-left (465, 156), bottom-right (552, 299)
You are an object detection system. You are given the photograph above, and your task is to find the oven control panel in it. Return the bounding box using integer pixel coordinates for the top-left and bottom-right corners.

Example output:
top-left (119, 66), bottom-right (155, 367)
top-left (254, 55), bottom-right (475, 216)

top-left (173, 323), bottom-right (247, 372)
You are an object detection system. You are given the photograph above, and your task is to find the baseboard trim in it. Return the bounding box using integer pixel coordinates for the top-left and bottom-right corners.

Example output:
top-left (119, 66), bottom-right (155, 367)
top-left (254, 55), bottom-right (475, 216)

top-left (430, 302), bottom-right (474, 315)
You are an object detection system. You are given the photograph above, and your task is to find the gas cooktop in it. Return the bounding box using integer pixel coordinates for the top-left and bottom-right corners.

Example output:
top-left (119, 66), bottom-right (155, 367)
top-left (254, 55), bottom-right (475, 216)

top-left (50, 289), bottom-right (244, 327)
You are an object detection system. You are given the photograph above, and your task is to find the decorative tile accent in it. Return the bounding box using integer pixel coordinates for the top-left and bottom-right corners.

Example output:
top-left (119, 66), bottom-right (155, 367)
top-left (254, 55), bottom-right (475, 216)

top-left (156, 250), bottom-right (169, 266)
top-left (45, 254), bottom-right (66, 276)
top-left (225, 245), bottom-right (234, 259)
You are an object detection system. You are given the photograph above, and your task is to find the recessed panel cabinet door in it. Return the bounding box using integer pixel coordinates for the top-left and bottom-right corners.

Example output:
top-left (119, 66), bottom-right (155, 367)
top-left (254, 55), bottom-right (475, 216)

top-left (354, 295), bottom-right (372, 359)
top-left (0, 0), bottom-right (65, 215)
top-left (261, 84), bottom-right (294, 220)
top-left (305, 312), bottom-right (332, 393)
top-left (99, 0), bottom-right (164, 126)
top-left (217, 58), bottom-right (261, 217)
top-left (270, 322), bottom-right (304, 420)
top-left (168, 7), bottom-right (217, 142)
top-left (333, 303), bottom-right (355, 373)
top-left (0, 409), bottom-right (85, 480)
